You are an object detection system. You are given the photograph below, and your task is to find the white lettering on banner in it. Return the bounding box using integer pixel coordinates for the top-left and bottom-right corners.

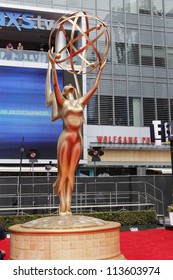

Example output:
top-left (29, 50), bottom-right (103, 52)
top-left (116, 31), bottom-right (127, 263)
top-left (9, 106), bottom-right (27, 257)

top-left (152, 120), bottom-right (162, 145)
top-left (97, 136), bottom-right (151, 144)
top-left (151, 120), bottom-right (170, 145)
top-left (0, 10), bottom-right (55, 31)
top-left (0, 109), bottom-right (49, 116)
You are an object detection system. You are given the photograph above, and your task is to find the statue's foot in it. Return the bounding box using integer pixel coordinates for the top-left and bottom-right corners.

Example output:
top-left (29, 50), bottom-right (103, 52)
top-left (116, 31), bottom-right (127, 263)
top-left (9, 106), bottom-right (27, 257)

top-left (59, 211), bottom-right (67, 216)
top-left (59, 211), bottom-right (72, 216)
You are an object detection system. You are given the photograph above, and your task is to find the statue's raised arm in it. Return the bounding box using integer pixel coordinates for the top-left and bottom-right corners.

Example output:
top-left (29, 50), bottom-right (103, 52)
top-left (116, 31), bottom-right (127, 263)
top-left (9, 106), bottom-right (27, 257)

top-left (80, 60), bottom-right (106, 106)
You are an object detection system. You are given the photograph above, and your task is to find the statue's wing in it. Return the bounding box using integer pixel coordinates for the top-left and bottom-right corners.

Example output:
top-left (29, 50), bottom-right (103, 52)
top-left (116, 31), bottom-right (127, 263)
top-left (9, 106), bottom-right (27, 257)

top-left (46, 61), bottom-right (61, 121)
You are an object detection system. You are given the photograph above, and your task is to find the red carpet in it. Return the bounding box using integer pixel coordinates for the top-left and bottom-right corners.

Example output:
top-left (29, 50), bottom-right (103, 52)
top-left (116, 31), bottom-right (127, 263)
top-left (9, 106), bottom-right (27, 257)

top-left (0, 229), bottom-right (173, 260)
top-left (120, 228), bottom-right (173, 260)
top-left (0, 237), bottom-right (10, 260)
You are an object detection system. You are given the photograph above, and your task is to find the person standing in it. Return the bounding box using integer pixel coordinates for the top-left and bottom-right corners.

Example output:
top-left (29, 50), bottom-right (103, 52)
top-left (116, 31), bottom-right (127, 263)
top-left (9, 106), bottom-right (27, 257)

top-left (17, 42), bottom-right (24, 61)
top-left (5, 42), bottom-right (13, 60)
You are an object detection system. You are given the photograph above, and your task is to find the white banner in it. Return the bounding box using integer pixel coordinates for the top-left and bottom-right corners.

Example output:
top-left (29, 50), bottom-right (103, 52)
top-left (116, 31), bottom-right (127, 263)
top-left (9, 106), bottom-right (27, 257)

top-left (0, 260), bottom-right (172, 279)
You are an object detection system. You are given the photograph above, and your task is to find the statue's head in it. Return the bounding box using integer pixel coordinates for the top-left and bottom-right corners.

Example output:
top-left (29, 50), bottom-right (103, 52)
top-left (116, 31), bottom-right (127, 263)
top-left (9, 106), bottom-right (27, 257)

top-left (62, 84), bottom-right (75, 98)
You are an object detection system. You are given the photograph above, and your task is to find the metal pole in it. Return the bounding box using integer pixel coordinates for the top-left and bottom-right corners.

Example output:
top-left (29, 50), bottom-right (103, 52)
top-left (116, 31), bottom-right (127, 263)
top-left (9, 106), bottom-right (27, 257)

top-left (144, 181), bottom-right (147, 203)
top-left (18, 137), bottom-right (24, 214)
top-left (32, 161), bottom-right (35, 208)
top-left (115, 182), bottom-right (118, 205)
top-left (94, 160), bottom-right (96, 193)
top-left (75, 175), bottom-right (78, 213)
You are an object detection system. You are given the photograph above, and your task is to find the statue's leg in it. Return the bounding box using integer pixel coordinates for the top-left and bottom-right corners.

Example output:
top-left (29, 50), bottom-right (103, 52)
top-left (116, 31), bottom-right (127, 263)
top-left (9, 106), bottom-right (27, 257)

top-left (66, 142), bottom-right (82, 214)
top-left (66, 177), bottom-right (74, 215)
top-left (57, 178), bottom-right (67, 214)
top-left (56, 140), bottom-right (69, 215)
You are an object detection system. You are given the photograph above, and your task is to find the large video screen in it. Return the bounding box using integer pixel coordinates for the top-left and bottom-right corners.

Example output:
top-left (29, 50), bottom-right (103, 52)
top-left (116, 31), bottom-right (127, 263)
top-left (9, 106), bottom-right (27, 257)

top-left (0, 66), bottom-right (63, 161)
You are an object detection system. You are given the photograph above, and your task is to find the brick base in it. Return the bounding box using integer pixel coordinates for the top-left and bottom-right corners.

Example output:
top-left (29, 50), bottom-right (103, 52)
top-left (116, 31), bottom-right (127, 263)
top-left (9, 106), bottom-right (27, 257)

top-left (9, 216), bottom-right (125, 260)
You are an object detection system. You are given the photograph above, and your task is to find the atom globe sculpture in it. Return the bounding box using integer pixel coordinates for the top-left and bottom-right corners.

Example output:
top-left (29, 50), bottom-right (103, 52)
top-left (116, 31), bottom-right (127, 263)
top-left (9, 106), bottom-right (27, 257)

top-left (48, 11), bottom-right (111, 75)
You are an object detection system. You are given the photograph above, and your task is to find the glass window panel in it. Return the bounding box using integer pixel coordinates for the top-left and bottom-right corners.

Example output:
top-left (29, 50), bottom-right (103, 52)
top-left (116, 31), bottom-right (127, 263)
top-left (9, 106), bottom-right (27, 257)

top-left (157, 98), bottom-right (169, 122)
top-left (141, 67), bottom-right (154, 76)
top-left (114, 96), bottom-right (128, 126)
top-left (37, 0), bottom-right (52, 5)
top-left (127, 44), bottom-right (139, 65)
top-left (154, 31), bottom-right (165, 46)
top-left (153, 17), bottom-right (164, 27)
top-left (97, 11), bottom-right (110, 21)
top-left (140, 15), bottom-right (151, 26)
top-left (132, 98), bottom-right (142, 126)
top-left (23, 0), bottom-right (37, 3)
top-left (112, 12), bottom-right (125, 25)
top-left (113, 26), bottom-right (125, 43)
top-left (166, 18), bottom-right (173, 29)
top-left (141, 45), bottom-right (153, 66)
top-left (142, 82), bottom-right (155, 97)
top-left (97, 0), bottom-right (110, 10)
top-left (83, 0), bottom-right (96, 9)
top-left (127, 29), bottom-right (139, 44)
top-left (125, 0), bottom-right (137, 13)
top-left (165, 0), bottom-right (173, 17)
top-left (115, 43), bottom-right (126, 64)
top-left (166, 33), bottom-right (173, 47)
top-left (128, 81), bottom-right (141, 96)
top-left (129, 97), bottom-right (133, 125)
top-left (140, 30), bottom-right (152, 44)
top-left (154, 46), bottom-right (166, 67)
top-left (156, 83), bottom-right (168, 98)
top-left (155, 68), bottom-right (167, 78)
top-left (68, 0), bottom-right (81, 8)
top-left (114, 80), bottom-right (127, 96)
top-left (87, 95), bottom-right (98, 125)
top-left (126, 14), bottom-right (138, 24)
top-left (3, 0), bottom-right (16, 2)
top-left (53, 0), bottom-right (67, 6)
top-left (114, 65), bottom-right (126, 75)
top-left (100, 96), bottom-right (113, 125)
top-left (143, 98), bottom-right (155, 126)
top-left (168, 48), bottom-right (173, 68)
top-left (169, 85), bottom-right (173, 98)
top-left (152, 0), bottom-right (163, 16)
top-left (99, 79), bottom-right (113, 95)
top-left (111, 0), bottom-right (124, 12)
top-left (128, 65), bottom-right (140, 76)
top-left (170, 99), bottom-right (173, 119)
top-left (139, 0), bottom-right (151, 14)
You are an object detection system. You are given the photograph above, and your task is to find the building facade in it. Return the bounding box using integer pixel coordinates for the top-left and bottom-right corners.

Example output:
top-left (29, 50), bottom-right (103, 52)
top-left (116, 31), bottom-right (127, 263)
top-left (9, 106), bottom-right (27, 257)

top-left (0, 0), bottom-right (173, 176)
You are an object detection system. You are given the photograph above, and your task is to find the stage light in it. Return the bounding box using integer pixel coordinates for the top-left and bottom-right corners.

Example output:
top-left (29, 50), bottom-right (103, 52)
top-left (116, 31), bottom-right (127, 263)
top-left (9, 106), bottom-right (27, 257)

top-left (27, 149), bottom-right (39, 162)
top-left (88, 147), bottom-right (104, 162)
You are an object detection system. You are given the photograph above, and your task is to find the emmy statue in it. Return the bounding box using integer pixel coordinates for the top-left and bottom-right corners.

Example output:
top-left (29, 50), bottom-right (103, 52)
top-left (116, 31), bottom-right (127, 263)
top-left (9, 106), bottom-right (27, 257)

top-left (9, 12), bottom-right (125, 260)
top-left (46, 11), bottom-right (110, 215)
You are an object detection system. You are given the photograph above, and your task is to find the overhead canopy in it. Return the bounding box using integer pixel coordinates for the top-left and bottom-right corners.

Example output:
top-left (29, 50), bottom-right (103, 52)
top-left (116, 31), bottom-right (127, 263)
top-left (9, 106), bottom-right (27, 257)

top-left (147, 168), bottom-right (172, 174)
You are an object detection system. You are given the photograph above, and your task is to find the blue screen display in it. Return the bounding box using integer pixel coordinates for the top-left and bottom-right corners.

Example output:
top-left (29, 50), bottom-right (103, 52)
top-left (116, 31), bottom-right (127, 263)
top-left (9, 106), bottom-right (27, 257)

top-left (0, 66), bottom-right (63, 160)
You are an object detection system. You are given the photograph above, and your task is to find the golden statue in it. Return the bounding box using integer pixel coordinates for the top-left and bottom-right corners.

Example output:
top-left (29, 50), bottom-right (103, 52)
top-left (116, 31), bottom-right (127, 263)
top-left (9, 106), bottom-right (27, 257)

top-left (46, 11), bottom-right (110, 215)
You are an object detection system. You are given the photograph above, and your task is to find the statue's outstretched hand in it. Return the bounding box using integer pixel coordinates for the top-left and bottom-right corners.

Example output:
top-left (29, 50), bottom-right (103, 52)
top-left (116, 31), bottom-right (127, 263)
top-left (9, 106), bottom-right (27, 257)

top-left (48, 49), bottom-right (55, 67)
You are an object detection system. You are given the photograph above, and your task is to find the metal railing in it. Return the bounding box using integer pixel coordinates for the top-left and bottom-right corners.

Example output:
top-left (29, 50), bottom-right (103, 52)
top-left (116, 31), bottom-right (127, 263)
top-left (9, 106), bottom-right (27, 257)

top-left (0, 177), bottom-right (164, 216)
top-left (0, 48), bottom-right (48, 63)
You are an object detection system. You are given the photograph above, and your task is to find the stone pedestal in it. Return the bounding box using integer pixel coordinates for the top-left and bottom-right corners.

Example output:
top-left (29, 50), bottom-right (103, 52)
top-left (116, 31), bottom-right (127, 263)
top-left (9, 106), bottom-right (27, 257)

top-left (9, 215), bottom-right (125, 260)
